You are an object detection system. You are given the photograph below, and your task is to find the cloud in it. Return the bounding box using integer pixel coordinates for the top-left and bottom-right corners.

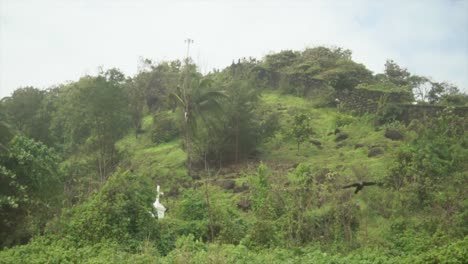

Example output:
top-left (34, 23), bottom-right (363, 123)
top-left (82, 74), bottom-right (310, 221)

top-left (0, 0), bottom-right (467, 98)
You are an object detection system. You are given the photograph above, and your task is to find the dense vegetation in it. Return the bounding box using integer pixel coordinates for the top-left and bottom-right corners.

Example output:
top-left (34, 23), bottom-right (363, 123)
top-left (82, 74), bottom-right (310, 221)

top-left (1, 47), bottom-right (467, 263)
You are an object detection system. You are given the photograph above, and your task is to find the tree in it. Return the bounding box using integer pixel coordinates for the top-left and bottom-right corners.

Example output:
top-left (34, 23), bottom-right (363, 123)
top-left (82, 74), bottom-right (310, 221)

top-left (0, 135), bottom-right (62, 248)
top-left (384, 59), bottom-right (411, 87)
top-left (140, 60), bottom-right (182, 111)
top-left (428, 81), bottom-right (459, 104)
top-left (1, 87), bottom-right (50, 143)
top-left (411, 78), bottom-right (460, 104)
top-left (315, 59), bottom-right (372, 90)
top-left (193, 74), bottom-right (261, 166)
top-left (302, 46), bottom-right (352, 69)
top-left (264, 50), bottom-right (300, 72)
top-left (222, 80), bottom-right (259, 163)
top-left (0, 106), bottom-right (13, 152)
top-left (170, 68), bottom-right (225, 177)
top-left (291, 113), bottom-right (313, 151)
top-left (58, 69), bottom-right (131, 183)
top-left (125, 78), bottom-right (146, 137)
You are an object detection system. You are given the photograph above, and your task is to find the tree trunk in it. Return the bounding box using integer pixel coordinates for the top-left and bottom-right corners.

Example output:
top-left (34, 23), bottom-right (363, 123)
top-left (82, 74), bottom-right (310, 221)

top-left (184, 117), bottom-right (192, 178)
top-left (235, 115), bottom-right (239, 163)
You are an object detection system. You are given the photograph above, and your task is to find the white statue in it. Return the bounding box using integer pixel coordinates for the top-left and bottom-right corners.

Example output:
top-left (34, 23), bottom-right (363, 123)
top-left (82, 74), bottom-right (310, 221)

top-left (153, 185), bottom-right (166, 219)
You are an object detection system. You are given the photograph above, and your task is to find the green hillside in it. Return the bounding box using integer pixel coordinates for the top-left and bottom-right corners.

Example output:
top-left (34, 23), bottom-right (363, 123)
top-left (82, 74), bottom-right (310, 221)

top-left (1, 47), bottom-right (467, 263)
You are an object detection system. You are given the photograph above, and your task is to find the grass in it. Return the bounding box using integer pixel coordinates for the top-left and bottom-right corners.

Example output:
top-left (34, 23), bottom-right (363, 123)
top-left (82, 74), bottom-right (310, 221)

top-left (116, 115), bottom-right (189, 190)
top-left (257, 91), bottom-right (400, 181)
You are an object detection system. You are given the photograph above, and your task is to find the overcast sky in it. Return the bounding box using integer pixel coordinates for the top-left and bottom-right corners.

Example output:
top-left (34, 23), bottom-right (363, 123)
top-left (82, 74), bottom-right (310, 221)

top-left (1, 0), bottom-right (467, 99)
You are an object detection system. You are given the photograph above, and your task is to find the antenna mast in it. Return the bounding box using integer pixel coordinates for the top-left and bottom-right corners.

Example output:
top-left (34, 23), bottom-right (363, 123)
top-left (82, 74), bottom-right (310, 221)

top-left (184, 38), bottom-right (194, 61)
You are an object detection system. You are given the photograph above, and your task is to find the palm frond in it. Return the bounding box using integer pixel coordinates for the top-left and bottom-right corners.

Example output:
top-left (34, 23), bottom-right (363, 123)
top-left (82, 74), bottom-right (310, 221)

top-left (168, 92), bottom-right (186, 109)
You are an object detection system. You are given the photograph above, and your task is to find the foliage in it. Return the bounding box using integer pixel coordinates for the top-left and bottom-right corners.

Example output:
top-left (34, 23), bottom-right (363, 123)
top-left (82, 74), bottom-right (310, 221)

top-left (151, 112), bottom-right (180, 144)
top-left (290, 113), bottom-right (313, 150)
top-left (334, 113), bottom-right (356, 128)
top-left (0, 109), bottom-right (13, 151)
top-left (385, 109), bottom-right (467, 236)
top-left (256, 47), bottom-right (373, 93)
top-left (387, 108), bottom-right (467, 191)
top-left (0, 136), bottom-right (62, 248)
top-left (54, 70), bottom-right (131, 182)
top-left (192, 80), bottom-right (261, 165)
top-left (175, 186), bottom-right (247, 244)
top-left (383, 59), bottom-right (412, 87)
top-left (315, 59), bottom-right (372, 90)
top-left (0, 87), bottom-right (53, 144)
top-left (374, 94), bottom-right (404, 125)
top-left (356, 82), bottom-right (411, 93)
top-left (242, 164), bottom-right (283, 248)
top-left (56, 169), bottom-right (157, 250)
top-left (169, 68), bottom-right (226, 175)
top-left (134, 59), bottom-right (182, 111)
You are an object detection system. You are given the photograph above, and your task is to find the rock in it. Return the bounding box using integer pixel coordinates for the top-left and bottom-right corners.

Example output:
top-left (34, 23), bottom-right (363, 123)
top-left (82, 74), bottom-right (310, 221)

top-left (368, 147), bottom-right (384, 157)
top-left (354, 143), bottom-right (365, 149)
top-left (237, 198), bottom-right (251, 211)
top-left (384, 129), bottom-right (404, 141)
top-left (219, 180), bottom-right (236, 190)
top-left (136, 128), bottom-right (145, 134)
top-left (336, 142), bottom-right (346, 149)
top-left (310, 139), bottom-right (322, 148)
top-left (335, 133), bottom-right (349, 142)
top-left (233, 183), bottom-right (249, 193)
top-left (224, 173), bottom-right (238, 179)
top-left (315, 168), bottom-right (331, 184)
top-left (193, 181), bottom-right (203, 188)
top-left (167, 186), bottom-right (180, 197)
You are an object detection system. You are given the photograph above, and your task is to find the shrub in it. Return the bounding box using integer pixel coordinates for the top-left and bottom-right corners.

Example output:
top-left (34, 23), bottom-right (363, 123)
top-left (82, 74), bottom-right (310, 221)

top-left (56, 169), bottom-right (158, 250)
top-left (151, 112), bottom-right (179, 144)
top-left (334, 113), bottom-right (356, 128)
top-left (175, 186), bottom-right (247, 244)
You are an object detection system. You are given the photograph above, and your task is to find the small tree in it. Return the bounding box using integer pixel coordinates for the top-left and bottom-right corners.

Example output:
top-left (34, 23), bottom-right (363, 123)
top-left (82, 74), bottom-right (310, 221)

top-left (291, 113), bottom-right (313, 151)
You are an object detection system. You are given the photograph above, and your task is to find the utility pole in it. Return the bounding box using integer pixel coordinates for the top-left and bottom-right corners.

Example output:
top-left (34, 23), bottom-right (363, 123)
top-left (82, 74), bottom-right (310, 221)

top-left (182, 38), bottom-right (194, 178)
top-left (184, 38), bottom-right (194, 61)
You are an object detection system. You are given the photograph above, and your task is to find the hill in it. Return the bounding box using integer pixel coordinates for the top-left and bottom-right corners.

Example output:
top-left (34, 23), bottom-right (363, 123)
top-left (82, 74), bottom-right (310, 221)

top-left (0, 47), bottom-right (467, 263)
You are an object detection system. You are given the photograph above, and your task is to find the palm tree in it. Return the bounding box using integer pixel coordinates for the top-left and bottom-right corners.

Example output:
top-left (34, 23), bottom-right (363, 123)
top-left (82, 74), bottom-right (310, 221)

top-left (170, 73), bottom-right (225, 177)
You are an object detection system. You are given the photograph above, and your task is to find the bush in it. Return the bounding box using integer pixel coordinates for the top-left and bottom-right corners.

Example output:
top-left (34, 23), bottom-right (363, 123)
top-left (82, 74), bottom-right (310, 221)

top-left (375, 103), bottom-right (403, 125)
top-left (56, 169), bottom-right (158, 250)
top-left (151, 112), bottom-right (179, 144)
top-left (407, 237), bottom-right (468, 264)
top-left (175, 186), bottom-right (247, 244)
top-left (0, 236), bottom-right (161, 264)
top-left (334, 113), bottom-right (356, 128)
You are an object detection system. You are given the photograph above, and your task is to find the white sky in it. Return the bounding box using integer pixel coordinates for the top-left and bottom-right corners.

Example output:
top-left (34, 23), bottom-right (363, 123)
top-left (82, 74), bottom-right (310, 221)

top-left (1, 0), bottom-right (467, 98)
